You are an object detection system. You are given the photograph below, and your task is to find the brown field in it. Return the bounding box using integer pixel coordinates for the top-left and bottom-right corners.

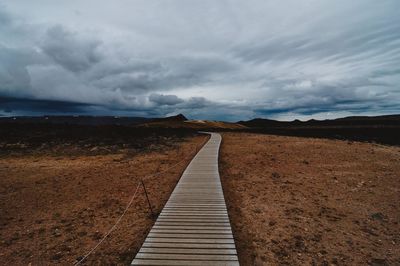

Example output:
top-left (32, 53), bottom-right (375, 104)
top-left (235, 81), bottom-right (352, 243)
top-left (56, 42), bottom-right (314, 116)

top-left (0, 133), bottom-right (208, 265)
top-left (2, 125), bottom-right (400, 266)
top-left (220, 132), bottom-right (400, 265)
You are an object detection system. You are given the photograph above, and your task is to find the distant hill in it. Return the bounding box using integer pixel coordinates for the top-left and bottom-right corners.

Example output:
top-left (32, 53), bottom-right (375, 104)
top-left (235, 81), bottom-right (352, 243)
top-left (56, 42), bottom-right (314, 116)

top-left (2, 113), bottom-right (399, 131)
top-left (0, 115), bottom-right (150, 126)
top-left (0, 114), bottom-right (188, 126)
top-left (0, 113), bottom-right (246, 130)
top-left (238, 114), bottom-right (400, 145)
top-left (238, 118), bottom-right (290, 128)
top-left (239, 114), bottom-right (400, 128)
top-left (151, 114), bottom-right (188, 122)
top-left (1, 113), bottom-right (400, 145)
top-left (139, 118), bottom-right (246, 130)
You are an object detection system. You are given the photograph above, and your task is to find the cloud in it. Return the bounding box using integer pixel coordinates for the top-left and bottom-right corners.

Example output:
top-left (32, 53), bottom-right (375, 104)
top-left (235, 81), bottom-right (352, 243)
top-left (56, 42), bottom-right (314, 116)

top-left (0, 7), bottom-right (12, 25)
top-left (149, 94), bottom-right (184, 106)
top-left (0, 46), bottom-right (31, 93)
top-left (0, 96), bottom-right (92, 114)
top-left (0, 1), bottom-right (399, 120)
top-left (41, 25), bottom-right (102, 72)
top-left (183, 97), bottom-right (209, 109)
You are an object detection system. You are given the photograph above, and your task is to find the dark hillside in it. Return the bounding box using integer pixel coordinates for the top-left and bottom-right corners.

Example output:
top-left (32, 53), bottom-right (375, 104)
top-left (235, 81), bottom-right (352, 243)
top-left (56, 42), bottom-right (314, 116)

top-left (238, 115), bottom-right (400, 145)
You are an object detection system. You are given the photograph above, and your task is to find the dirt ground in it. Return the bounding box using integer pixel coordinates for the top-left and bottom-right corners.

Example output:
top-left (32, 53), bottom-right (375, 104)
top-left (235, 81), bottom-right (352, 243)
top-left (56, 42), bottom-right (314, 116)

top-left (220, 132), bottom-right (400, 266)
top-left (0, 134), bottom-right (208, 265)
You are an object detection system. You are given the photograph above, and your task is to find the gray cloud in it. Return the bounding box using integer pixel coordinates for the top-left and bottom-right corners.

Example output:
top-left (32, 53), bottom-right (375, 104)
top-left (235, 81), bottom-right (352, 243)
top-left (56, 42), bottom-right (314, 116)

top-left (41, 25), bottom-right (102, 72)
top-left (0, 1), bottom-right (400, 120)
top-left (0, 96), bottom-right (92, 114)
top-left (183, 97), bottom-right (209, 109)
top-left (0, 7), bottom-right (11, 25)
top-left (0, 45), bottom-right (31, 93)
top-left (149, 94), bottom-right (184, 106)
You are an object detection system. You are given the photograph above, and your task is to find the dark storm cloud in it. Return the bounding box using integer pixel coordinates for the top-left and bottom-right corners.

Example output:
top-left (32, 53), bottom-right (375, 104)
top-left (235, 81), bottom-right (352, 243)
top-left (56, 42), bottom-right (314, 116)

top-left (92, 55), bottom-right (239, 95)
top-left (183, 97), bottom-right (209, 109)
top-left (1, 1), bottom-right (400, 120)
top-left (41, 25), bottom-right (102, 72)
top-left (0, 96), bottom-right (92, 114)
top-left (149, 94), bottom-right (184, 106)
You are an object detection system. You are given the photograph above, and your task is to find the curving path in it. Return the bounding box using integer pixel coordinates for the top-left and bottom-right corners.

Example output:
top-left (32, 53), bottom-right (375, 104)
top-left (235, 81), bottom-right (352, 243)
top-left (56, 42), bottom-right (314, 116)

top-left (131, 133), bottom-right (239, 265)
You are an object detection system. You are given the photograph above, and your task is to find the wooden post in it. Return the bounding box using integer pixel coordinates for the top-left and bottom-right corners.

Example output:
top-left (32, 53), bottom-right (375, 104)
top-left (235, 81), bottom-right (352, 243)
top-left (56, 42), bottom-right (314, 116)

top-left (140, 179), bottom-right (154, 217)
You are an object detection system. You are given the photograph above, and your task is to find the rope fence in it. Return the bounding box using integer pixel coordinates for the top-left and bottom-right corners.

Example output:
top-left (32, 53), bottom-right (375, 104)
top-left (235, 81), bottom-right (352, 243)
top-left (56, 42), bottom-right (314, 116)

top-left (74, 182), bottom-right (141, 265)
top-left (73, 142), bottom-right (202, 265)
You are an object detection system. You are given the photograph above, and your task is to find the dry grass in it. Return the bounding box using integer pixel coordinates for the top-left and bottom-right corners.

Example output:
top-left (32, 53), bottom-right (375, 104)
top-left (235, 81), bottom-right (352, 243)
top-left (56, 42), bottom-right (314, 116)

top-left (220, 132), bottom-right (400, 265)
top-left (0, 135), bottom-right (208, 265)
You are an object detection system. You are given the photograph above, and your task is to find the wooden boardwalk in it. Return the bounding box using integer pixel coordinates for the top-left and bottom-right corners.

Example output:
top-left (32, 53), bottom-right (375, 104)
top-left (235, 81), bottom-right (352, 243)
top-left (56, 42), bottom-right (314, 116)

top-left (132, 133), bottom-right (239, 265)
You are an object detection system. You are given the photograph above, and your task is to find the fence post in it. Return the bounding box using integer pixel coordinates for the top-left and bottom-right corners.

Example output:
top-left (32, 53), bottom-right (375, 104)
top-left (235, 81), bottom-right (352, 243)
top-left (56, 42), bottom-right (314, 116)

top-left (140, 179), bottom-right (155, 217)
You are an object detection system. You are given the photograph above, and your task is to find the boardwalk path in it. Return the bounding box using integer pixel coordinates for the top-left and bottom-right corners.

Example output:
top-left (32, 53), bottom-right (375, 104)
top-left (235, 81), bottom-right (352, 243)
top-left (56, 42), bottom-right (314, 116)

top-left (132, 133), bottom-right (239, 265)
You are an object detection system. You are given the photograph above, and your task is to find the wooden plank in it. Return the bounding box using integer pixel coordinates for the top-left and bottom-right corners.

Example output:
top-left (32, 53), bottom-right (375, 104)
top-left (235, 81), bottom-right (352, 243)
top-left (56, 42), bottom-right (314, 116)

top-left (131, 133), bottom-right (239, 264)
top-left (132, 259), bottom-right (240, 265)
top-left (161, 210), bottom-right (228, 213)
top-left (153, 226), bottom-right (231, 230)
top-left (163, 208), bottom-right (227, 211)
top-left (156, 219), bottom-right (230, 222)
top-left (142, 242), bottom-right (236, 249)
top-left (139, 247), bottom-right (237, 255)
top-left (165, 204), bottom-right (227, 207)
top-left (155, 223), bottom-right (231, 227)
top-left (150, 229), bottom-right (232, 234)
top-left (159, 213), bottom-right (228, 216)
top-left (157, 216), bottom-right (229, 219)
top-left (135, 253), bottom-right (238, 261)
top-left (147, 233), bottom-right (233, 239)
top-left (157, 215), bottom-right (229, 219)
top-left (145, 238), bottom-right (235, 244)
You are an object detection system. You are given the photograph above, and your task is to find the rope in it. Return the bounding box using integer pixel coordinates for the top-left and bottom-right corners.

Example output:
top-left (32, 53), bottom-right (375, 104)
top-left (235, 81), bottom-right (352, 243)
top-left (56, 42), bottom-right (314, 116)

top-left (141, 149), bottom-right (196, 181)
top-left (73, 143), bottom-right (200, 265)
top-left (74, 182), bottom-right (141, 265)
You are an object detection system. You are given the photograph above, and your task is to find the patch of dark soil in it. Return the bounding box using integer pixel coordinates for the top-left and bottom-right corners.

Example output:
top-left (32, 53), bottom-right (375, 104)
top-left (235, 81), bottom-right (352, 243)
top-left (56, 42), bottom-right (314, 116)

top-left (0, 123), bottom-right (197, 157)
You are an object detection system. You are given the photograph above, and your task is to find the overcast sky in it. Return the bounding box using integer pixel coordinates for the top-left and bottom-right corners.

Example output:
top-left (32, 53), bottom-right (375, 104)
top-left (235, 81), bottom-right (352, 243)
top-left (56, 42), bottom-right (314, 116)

top-left (1, 0), bottom-right (399, 121)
